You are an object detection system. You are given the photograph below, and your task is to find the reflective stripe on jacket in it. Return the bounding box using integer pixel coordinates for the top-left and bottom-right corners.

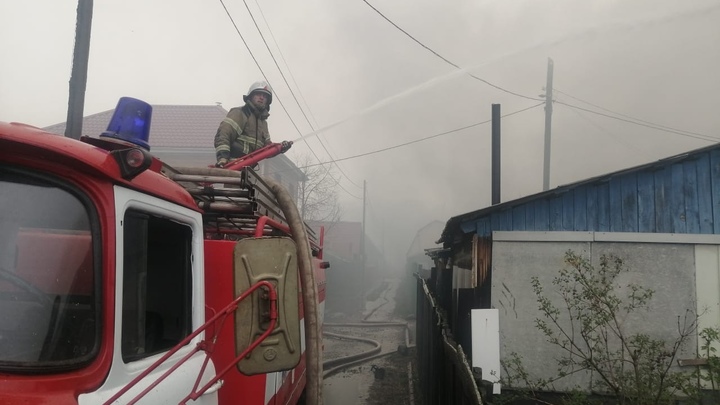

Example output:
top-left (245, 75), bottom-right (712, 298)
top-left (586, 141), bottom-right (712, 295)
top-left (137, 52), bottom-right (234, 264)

top-left (214, 105), bottom-right (271, 160)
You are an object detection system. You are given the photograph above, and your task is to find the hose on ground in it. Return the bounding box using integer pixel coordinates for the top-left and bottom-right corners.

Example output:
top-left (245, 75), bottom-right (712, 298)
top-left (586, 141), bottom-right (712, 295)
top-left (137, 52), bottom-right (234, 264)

top-left (322, 332), bottom-right (381, 370)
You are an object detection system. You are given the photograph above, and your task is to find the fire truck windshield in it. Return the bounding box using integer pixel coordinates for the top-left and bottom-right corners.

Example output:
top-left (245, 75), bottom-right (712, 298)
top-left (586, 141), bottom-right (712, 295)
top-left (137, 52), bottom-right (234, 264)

top-left (0, 167), bottom-right (98, 372)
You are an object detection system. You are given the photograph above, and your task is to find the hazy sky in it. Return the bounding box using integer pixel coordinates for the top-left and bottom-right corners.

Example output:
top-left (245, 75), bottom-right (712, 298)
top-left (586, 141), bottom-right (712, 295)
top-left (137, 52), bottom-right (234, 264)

top-left (2, 0), bottom-right (719, 268)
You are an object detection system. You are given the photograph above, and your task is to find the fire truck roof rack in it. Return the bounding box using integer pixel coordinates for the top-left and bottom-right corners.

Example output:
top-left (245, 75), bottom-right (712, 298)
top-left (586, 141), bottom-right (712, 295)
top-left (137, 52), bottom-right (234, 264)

top-left (163, 164), bottom-right (319, 250)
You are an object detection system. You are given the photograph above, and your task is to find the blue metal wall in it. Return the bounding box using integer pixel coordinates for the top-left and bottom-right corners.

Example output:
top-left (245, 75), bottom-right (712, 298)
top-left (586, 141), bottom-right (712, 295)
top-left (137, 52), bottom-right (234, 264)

top-left (463, 147), bottom-right (720, 237)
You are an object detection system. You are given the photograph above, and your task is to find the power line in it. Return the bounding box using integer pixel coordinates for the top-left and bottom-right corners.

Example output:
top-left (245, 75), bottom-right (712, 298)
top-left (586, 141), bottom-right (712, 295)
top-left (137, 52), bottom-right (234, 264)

top-left (217, 0), bottom-right (267, 79)
top-left (241, 0), bottom-right (314, 132)
top-left (361, 0), bottom-right (717, 141)
top-left (303, 159), bottom-right (361, 200)
top-left (560, 97), bottom-right (654, 161)
top-left (554, 101), bottom-right (720, 143)
top-left (300, 102), bottom-right (544, 169)
top-left (218, 0), bottom-right (361, 199)
top-left (554, 88), bottom-right (714, 140)
top-left (361, 0), bottom-right (542, 102)
top-left (217, 0), bottom-right (303, 136)
top-left (240, 0), bottom-right (353, 184)
top-left (236, 0), bottom-right (363, 196)
top-left (248, 0), bottom-right (363, 190)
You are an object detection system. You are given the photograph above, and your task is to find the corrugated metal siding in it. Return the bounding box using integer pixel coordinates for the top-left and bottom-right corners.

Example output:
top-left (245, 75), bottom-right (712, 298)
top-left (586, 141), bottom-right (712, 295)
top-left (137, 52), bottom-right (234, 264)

top-left (467, 149), bottom-right (720, 237)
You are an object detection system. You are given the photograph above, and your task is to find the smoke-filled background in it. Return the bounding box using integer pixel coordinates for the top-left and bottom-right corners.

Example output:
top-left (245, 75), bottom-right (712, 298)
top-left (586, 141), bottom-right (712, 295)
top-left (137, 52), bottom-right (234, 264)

top-left (2, 0), bottom-right (719, 269)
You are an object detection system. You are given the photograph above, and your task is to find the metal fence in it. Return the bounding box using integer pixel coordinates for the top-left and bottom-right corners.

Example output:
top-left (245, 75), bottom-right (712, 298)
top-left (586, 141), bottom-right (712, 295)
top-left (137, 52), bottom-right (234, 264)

top-left (416, 276), bottom-right (484, 405)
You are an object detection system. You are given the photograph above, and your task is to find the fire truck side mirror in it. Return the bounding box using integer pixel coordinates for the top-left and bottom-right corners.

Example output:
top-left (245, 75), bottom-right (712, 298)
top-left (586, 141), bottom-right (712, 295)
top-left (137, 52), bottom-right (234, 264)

top-left (233, 237), bottom-right (302, 375)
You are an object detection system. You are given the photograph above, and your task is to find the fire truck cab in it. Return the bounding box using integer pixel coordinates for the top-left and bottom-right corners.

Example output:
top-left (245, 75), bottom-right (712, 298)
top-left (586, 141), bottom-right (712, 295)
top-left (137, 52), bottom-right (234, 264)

top-left (0, 98), bottom-right (324, 405)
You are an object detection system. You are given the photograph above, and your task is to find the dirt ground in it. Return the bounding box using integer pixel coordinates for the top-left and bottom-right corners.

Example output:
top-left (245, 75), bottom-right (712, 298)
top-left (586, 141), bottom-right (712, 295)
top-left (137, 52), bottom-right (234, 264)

top-left (322, 277), bottom-right (422, 405)
top-left (365, 348), bottom-right (421, 405)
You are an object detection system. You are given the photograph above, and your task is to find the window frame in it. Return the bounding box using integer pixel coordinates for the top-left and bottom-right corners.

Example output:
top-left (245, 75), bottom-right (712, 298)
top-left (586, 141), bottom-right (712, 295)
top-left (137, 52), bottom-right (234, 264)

top-left (111, 186), bottom-right (205, 371)
top-left (0, 166), bottom-right (102, 373)
top-left (120, 208), bottom-right (193, 363)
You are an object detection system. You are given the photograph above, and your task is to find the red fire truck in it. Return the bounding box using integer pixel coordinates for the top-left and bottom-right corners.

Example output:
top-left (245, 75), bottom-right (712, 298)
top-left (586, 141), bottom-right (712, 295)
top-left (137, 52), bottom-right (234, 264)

top-left (0, 97), bottom-right (326, 404)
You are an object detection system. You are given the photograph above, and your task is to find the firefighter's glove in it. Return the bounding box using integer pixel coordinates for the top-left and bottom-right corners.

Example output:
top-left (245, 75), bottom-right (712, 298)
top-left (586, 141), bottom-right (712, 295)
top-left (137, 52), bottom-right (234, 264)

top-left (216, 158), bottom-right (228, 168)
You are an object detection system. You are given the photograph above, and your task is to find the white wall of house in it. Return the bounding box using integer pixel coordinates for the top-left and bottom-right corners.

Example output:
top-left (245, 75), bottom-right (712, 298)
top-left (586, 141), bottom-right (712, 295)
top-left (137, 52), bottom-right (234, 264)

top-left (695, 244), bottom-right (720, 375)
top-left (487, 231), bottom-right (720, 393)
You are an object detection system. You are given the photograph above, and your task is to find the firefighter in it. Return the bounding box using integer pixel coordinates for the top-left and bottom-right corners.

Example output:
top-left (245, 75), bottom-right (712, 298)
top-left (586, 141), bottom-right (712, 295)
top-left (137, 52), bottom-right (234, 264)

top-left (214, 80), bottom-right (273, 167)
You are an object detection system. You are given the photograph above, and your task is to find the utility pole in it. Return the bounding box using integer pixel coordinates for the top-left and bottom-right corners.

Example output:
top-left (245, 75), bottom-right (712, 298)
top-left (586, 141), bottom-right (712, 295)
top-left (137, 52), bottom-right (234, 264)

top-left (65, 0), bottom-right (94, 140)
top-left (542, 58), bottom-right (554, 191)
top-left (361, 180), bottom-right (366, 270)
top-left (491, 104), bottom-right (501, 205)
top-left (361, 180), bottom-right (367, 294)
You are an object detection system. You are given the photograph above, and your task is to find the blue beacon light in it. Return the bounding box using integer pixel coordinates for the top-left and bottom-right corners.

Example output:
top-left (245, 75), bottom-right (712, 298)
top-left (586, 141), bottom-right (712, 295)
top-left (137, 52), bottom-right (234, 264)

top-left (100, 97), bottom-right (152, 150)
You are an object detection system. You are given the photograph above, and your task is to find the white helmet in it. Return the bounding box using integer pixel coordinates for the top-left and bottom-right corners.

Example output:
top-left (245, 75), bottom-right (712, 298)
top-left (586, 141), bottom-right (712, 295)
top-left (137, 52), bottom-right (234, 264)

top-left (244, 80), bottom-right (272, 105)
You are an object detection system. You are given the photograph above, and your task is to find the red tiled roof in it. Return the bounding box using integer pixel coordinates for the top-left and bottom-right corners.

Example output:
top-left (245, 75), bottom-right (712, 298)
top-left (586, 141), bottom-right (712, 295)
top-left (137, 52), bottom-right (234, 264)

top-left (42, 104), bottom-right (305, 182)
top-left (43, 104), bottom-right (229, 149)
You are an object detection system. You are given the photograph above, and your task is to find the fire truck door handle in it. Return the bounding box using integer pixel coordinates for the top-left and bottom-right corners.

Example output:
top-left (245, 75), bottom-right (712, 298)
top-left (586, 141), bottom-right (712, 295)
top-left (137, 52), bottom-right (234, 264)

top-left (201, 379), bottom-right (224, 396)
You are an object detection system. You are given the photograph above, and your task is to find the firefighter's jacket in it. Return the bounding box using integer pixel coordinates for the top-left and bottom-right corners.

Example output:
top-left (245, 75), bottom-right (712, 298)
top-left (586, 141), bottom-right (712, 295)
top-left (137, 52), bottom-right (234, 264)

top-left (214, 104), bottom-right (271, 160)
